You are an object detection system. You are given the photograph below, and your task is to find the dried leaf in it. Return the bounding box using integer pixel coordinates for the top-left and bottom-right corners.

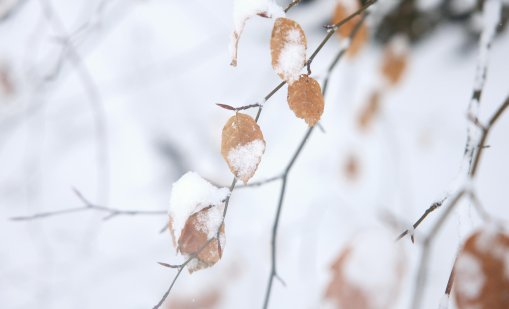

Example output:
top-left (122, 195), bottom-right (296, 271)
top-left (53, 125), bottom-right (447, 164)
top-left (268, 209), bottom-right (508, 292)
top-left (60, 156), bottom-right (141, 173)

top-left (178, 206), bottom-right (226, 273)
top-left (357, 90), bottom-right (381, 130)
top-left (287, 74), bottom-right (324, 126)
top-left (381, 35), bottom-right (408, 86)
top-left (454, 227), bottom-right (509, 309)
top-left (230, 0), bottom-right (284, 66)
top-left (324, 230), bottom-right (405, 309)
top-left (331, 0), bottom-right (368, 58)
top-left (221, 113), bottom-right (265, 183)
top-left (271, 17), bottom-right (307, 84)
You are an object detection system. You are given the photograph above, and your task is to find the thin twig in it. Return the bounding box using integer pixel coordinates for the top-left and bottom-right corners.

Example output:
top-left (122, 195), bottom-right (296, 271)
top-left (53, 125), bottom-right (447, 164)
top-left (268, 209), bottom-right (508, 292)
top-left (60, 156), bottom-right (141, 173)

top-left (262, 12), bottom-right (370, 309)
top-left (284, 0), bottom-right (301, 13)
top-left (10, 188), bottom-right (166, 221)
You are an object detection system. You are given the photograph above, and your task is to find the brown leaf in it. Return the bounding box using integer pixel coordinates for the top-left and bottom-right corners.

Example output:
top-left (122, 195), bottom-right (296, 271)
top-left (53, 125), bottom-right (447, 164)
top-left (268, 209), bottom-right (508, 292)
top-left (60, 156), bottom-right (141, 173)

top-left (357, 90), bottom-right (382, 130)
top-left (178, 206), bottom-right (225, 273)
top-left (324, 230), bottom-right (405, 309)
top-left (380, 36), bottom-right (408, 86)
top-left (287, 74), bottom-right (324, 126)
top-left (454, 227), bottom-right (509, 309)
top-left (271, 17), bottom-right (307, 84)
top-left (221, 113), bottom-right (265, 183)
top-left (331, 1), bottom-right (368, 58)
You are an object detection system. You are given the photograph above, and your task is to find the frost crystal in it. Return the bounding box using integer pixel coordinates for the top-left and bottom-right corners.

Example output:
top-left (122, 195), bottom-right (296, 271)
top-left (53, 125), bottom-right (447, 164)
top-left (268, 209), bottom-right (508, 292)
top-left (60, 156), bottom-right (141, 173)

top-left (227, 139), bottom-right (265, 183)
top-left (168, 172), bottom-right (229, 243)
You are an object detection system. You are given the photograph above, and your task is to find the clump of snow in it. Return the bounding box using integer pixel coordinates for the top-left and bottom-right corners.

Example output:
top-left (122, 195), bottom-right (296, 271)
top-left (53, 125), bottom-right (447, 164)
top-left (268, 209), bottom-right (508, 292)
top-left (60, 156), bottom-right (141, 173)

top-left (455, 253), bottom-right (484, 299)
top-left (343, 230), bottom-right (404, 308)
top-left (230, 0), bottom-right (285, 66)
top-left (168, 172), bottom-right (229, 243)
top-left (438, 294), bottom-right (450, 309)
top-left (227, 139), bottom-right (265, 183)
top-left (275, 29), bottom-right (306, 84)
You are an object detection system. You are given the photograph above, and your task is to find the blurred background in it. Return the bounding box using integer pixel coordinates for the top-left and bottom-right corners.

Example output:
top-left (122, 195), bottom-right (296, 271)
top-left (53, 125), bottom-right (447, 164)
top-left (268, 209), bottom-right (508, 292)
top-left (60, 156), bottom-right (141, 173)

top-left (1, 0), bottom-right (508, 308)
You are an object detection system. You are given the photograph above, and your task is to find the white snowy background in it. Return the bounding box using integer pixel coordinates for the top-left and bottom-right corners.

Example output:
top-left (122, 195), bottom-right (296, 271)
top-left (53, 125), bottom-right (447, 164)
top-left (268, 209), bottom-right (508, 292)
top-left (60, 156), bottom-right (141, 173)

top-left (1, 0), bottom-right (508, 308)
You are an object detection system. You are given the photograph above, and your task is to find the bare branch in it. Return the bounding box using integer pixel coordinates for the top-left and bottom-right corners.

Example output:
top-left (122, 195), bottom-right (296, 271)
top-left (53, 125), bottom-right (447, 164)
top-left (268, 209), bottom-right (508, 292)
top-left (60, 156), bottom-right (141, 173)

top-left (11, 189), bottom-right (166, 221)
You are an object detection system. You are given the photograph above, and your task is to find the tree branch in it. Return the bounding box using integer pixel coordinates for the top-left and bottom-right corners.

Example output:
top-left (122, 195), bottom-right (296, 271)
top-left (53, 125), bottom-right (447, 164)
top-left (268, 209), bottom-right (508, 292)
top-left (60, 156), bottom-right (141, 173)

top-left (10, 188), bottom-right (166, 221)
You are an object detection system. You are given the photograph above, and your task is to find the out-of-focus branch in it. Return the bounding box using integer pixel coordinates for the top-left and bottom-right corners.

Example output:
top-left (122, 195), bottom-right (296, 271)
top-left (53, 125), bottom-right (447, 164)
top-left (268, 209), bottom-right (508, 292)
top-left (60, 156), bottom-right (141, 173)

top-left (38, 0), bottom-right (110, 203)
top-left (11, 189), bottom-right (166, 221)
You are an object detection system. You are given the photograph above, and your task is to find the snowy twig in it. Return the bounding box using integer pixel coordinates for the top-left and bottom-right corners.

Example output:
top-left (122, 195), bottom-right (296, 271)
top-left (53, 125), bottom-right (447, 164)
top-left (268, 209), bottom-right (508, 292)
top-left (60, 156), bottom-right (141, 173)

top-left (410, 95), bottom-right (508, 309)
top-left (11, 188), bottom-right (166, 221)
top-left (397, 0), bottom-right (503, 245)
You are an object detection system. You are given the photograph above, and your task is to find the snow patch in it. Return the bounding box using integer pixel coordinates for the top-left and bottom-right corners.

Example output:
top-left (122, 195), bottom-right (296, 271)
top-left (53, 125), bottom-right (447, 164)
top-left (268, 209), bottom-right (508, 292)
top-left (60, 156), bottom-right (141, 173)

top-left (168, 172), bottom-right (229, 243)
top-left (275, 29), bottom-right (306, 84)
top-left (227, 139), bottom-right (265, 182)
top-left (456, 253), bottom-right (485, 299)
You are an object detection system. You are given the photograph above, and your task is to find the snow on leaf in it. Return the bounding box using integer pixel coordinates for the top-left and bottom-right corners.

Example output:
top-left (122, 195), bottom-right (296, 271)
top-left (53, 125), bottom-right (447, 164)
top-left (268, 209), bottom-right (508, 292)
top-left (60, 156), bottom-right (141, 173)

top-left (380, 35), bottom-right (409, 87)
top-left (230, 0), bottom-right (285, 66)
top-left (270, 17), bottom-right (307, 84)
top-left (168, 172), bottom-right (229, 252)
top-left (178, 207), bottom-right (225, 273)
top-left (331, 0), bottom-right (368, 58)
top-left (287, 74), bottom-right (324, 126)
top-left (454, 226), bottom-right (509, 309)
top-left (221, 113), bottom-right (265, 183)
top-left (323, 229), bottom-right (406, 309)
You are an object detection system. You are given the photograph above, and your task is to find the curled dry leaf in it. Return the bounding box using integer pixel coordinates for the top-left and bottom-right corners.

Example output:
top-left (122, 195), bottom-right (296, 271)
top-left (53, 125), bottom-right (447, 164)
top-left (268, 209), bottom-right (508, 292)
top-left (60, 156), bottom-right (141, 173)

top-left (357, 90), bottom-right (382, 130)
top-left (331, 0), bottom-right (368, 58)
top-left (454, 227), bottom-right (509, 309)
top-left (380, 35), bottom-right (409, 87)
top-left (271, 17), bottom-right (307, 84)
top-left (168, 172), bottom-right (229, 273)
top-left (221, 113), bottom-right (265, 183)
top-left (323, 230), bottom-right (406, 309)
top-left (230, 0), bottom-right (284, 66)
top-left (287, 74), bottom-right (324, 126)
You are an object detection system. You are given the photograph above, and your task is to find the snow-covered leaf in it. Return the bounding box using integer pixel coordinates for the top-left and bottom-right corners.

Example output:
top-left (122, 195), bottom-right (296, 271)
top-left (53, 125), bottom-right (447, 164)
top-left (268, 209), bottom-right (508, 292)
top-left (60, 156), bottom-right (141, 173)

top-left (454, 226), bottom-right (509, 309)
top-left (221, 113), bottom-right (265, 183)
top-left (168, 172), bottom-right (229, 272)
top-left (380, 35), bottom-right (409, 87)
top-left (287, 74), bottom-right (324, 126)
top-left (270, 17), bottom-right (307, 84)
top-left (178, 206), bottom-right (225, 273)
top-left (323, 230), bottom-right (406, 309)
top-left (331, 0), bottom-right (368, 58)
top-left (230, 0), bottom-right (285, 66)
